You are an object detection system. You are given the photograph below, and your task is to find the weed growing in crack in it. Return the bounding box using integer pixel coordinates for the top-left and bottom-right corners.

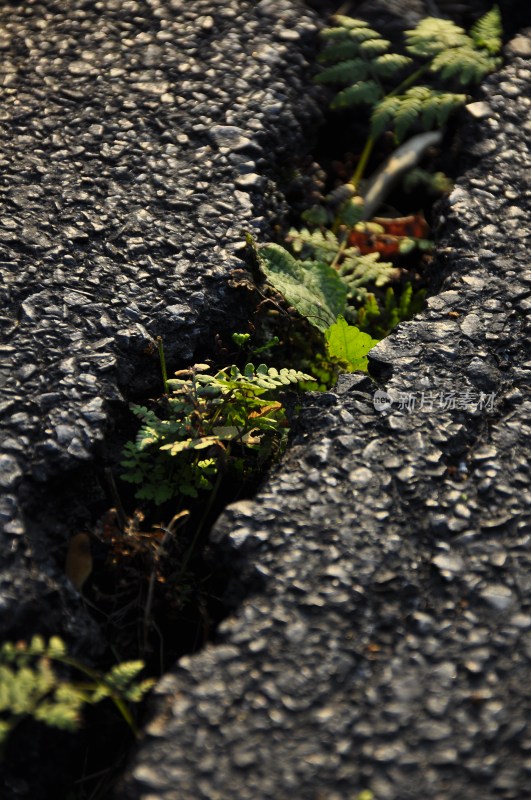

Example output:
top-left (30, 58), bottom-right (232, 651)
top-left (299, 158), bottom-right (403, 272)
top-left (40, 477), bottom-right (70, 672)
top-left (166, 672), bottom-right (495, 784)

top-left (257, 7), bottom-right (502, 343)
top-left (121, 361), bottom-right (314, 506)
top-left (0, 636), bottom-right (153, 752)
top-left (317, 8), bottom-right (502, 180)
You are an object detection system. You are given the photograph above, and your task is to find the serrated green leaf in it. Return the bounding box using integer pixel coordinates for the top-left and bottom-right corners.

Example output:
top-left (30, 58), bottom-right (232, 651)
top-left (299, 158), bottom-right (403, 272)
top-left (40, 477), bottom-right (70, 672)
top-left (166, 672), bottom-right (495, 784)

top-left (332, 80), bottom-right (383, 110)
top-left (258, 243), bottom-right (347, 332)
top-left (316, 58), bottom-right (371, 86)
top-left (318, 41), bottom-right (365, 64)
top-left (340, 250), bottom-right (398, 294)
top-left (332, 16), bottom-right (370, 30)
top-left (28, 636), bottom-right (45, 656)
top-left (405, 17), bottom-right (470, 58)
top-left (370, 95), bottom-right (400, 137)
top-left (371, 87), bottom-right (465, 141)
top-left (470, 6), bottom-right (502, 55)
top-left (288, 228), bottom-right (339, 263)
top-left (47, 637), bottom-right (67, 659)
top-left (325, 316), bottom-right (379, 372)
top-left (373, 53), bottom-right (413, 78)
top-left (430, 46), bottom-right (500, 85)
top-left (359, 37), bottom-right (390, 56)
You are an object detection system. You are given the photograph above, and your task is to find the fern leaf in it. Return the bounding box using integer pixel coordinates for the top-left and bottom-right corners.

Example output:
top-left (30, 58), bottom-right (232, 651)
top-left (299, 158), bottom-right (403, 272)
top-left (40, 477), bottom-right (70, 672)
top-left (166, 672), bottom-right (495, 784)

top-left (373, 53), bottom-right (413, 79)
top-left (332, 16), bottom-right (371, 31)
top-left (394, 86), bottom-right (429, 140)
top-left (47, 637), bottom-right (67, 659)
top-left (430, 46), bottom-right (500, 85)
top-left (28, 636), bottom-right (46, 656)
top-left (358, 37), bottom-right (391, 56)
top-left (287, 228), bottom-right (339, 263)
top-left (370, 95), bottom-right (400, 138)
top-left (432, 91), bottom-right (467, 127)
top-left (34, 698), bottom-right (81, 731)
top-left (319, 40), bottom-right (367, 64)
top-left (316, 58), bottom-right (371, 86)
top-left (470, 6), bottom-right (502, 55)
top-left (340, 251), bottom-right (398, 294)
top-left (371, 87), bottom-right (465, 141)
top-left (258, 243), bottom-right (347, 332)
top-left (332, 79), bottom-right (383, 110)
top-left (105, 661), bottom-right (145, 693)
top-left (135, 425), bottom-right (161, 450)
top-left (320, 27), bottom-right (350, 40)
top-left (405, 17), bottom-right (470, 57)
top-left (319, 25), bottom-right (391, 63)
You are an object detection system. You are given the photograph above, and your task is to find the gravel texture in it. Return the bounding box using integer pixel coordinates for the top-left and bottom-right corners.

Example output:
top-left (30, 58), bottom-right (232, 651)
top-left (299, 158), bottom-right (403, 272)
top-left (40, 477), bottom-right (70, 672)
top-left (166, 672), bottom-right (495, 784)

top-left (0, 0), bottom-right (322, 632)
top-left (118, 28), bottom-right (531, 800)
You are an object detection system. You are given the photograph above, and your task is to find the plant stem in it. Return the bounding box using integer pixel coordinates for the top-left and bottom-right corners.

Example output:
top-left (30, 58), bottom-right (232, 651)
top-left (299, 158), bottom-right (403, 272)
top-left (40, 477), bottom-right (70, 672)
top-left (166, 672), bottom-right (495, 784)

top-left (350, 135), bottom-right (374, 191)
top-left (157, 336), bottom-right (169, 394)
top-left (331, 233), bottom-right (349, 270)
top-left (55, 655), bottom-right (140, 737)
top-left (389, 65), bottom-right (428, 98)
top-left (178, 467), bottom-right (224, 578)
top-left (349, 65), bottom-right (429, 190)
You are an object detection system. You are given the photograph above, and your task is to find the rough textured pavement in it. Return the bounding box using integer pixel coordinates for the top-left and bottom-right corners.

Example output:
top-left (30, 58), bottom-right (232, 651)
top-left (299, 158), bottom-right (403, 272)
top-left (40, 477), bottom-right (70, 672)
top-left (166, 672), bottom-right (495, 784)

top-left (0, 0), bottom-right (322, 639)
top-left (0, 0), bottom-right (530, 798)
top-left (0, 0), bottom-right (323, 795)
top-left (118, 29), bottom-right (531, 800)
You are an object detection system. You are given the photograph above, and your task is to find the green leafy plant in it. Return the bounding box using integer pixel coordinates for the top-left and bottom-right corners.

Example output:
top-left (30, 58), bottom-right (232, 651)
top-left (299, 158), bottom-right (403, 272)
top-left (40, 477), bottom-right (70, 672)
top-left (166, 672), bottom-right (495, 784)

top-left (255, 240), bottom-right (381, 369)
top-left (255, 8), bottom-right (501, 350)
top-left (0, 636), bottom-right (154, 750)
top-left (257, 242), bottom-right (348, 332)
top-left (354, 283), bottom-right (427, 338)
top-left (318, 9), bottom-right (501, 151)
top-left (325, 316), bottom-right (378, 372)
top-left (121, 361), bottom-right (314, 505)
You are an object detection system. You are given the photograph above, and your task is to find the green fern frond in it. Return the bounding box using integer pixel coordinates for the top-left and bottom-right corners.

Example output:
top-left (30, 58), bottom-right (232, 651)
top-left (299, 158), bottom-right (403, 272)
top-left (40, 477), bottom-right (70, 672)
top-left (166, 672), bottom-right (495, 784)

top-left (372, 53), bottom-right (413, 78)
top-left (320, 20), bottom-right (388, 59)
top-left (430, 46), bottom-right (500, 85)
top-left (0, 638), bottom-right (151, 748)
top-left (371, 86), bottom-right (466, 140)
top-left (316, 58), bottom-right (371, 86)
top-left (331, 80), bottom-right (383, 110)
top-left (339, 251), bottom-right (398, 297)
top-left (104, 661), bottom-right (146, 693)
top-left (319, 36), bottom-right (390, 65)
top-left (359, 37), bottom-right (391, 57)
top-left (332, 18), bottom-right (383, 43)
top-left (470, 6), bottom-right (502, 54)
top-left (318, 40), bottom-right (366, 64)
top-left (332, 16), bottom-right (371, 31)
top-left (405, 17), bottom-right (470, 57)
top-left (287, 228), bottom-right (339, 263)
top-left (370, 94), bottom-right (400, 137)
